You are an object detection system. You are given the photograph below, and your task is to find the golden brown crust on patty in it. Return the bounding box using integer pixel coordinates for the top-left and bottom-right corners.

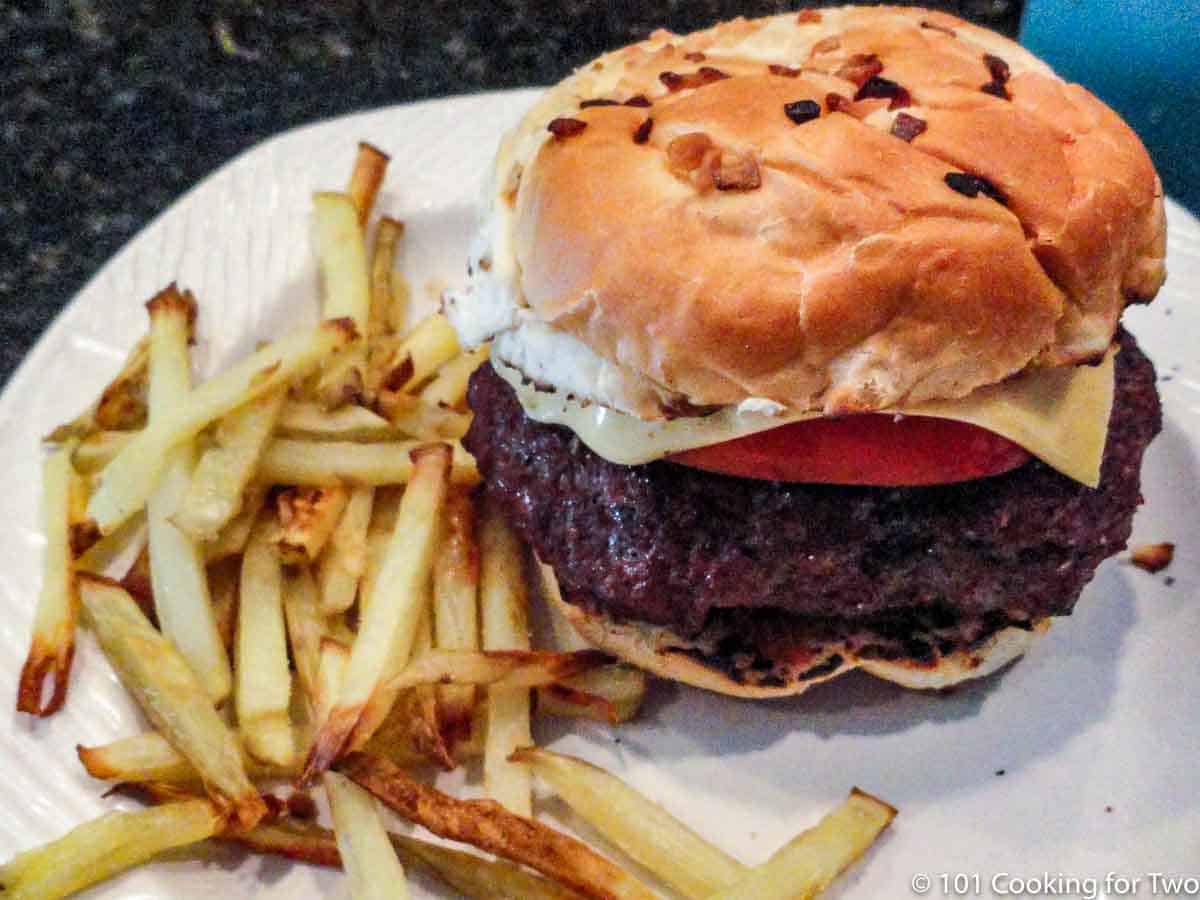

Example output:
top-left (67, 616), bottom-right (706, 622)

top-left (501, 5), bottom-right (1164, 415)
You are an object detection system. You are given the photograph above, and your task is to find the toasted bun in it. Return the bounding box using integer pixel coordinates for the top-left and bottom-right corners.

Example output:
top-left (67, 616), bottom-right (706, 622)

top-left (540, 562), bottom-right (1048, 698)
top-left (485, 6), bottom-right (1164, 417)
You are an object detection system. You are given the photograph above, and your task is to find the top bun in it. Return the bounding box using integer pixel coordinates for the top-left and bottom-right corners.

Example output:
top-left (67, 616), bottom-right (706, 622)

top-left (454, 6), bottom-right (1165, 418)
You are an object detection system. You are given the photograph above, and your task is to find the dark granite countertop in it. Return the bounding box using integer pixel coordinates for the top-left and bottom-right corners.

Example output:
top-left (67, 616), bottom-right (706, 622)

top-left (1, 1), bottom-right (1022, 388)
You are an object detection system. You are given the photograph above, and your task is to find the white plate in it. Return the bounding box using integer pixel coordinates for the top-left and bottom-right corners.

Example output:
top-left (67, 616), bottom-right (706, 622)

top-left (2, 89), bottom-right (1197, 898)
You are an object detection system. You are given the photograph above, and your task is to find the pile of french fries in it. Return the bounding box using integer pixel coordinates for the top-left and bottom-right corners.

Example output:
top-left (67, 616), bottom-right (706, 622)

top-left (8, 143), bottom-right (895, 900)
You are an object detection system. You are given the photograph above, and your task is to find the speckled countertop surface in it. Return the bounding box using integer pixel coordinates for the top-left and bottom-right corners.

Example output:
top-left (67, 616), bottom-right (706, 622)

top-left (1, 1), bottom-right (1021, 388)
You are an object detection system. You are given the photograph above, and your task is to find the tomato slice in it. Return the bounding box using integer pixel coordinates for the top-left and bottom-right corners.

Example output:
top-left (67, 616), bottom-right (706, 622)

top-left (667, 414), bottom-right (1031, 485)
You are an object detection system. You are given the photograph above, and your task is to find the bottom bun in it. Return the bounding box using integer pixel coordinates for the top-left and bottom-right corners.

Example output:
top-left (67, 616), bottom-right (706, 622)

top-left (539, 562), bottom-right (1049, 699)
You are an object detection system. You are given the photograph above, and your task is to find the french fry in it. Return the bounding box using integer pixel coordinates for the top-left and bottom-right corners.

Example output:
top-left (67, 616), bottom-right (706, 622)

top-left (318, 484), bottom-right (373, 616)
top-left (434, 488), bottom-right (479, 746)
top-left (65, 464), bottom-right (100, 557)
top-left (536, 682), bottom-right (615, 725)
top-left (355, 485), bottom-right (404, 625)
top-left (364, 708), bottom-right (484, 770)
top-left (377, 393), bottom-right (472, 440)
top-left (104, 780), bottom-right (211, 808)
top-left (312, 192), bottom-right (370, 407)
top-left (347, 142), bottom-right (390, 224)
top-left (86, 317), bottom-right (356, 534)
top-left (286, 790), bottom-right (320, 821)
top-left (77, 574), bottom-right (266, 828)
top-left (479, 500), bottom-right (533, 816)
top-left (384, 649), bottom-right (611, 695)
top-left (340, 752), bottom-right (659, 900)
top-left (314, 192), bottom-right (371, 333)
top-left (369, 313), bottom-right (460, 398)
top-left (705, 788), bottom-right (897, 900)
top-left (229, 820), bottom-right (580, 900)
top-left (391, 831), bottom-right (582, 900)
top-left (325, 770), bottom-right (409, 900)
top-left (297, 634), bottom-right (350, 763)
top-left (388, 271), bottom-right (411, 335)
top-left (144, 287), bottom-right (192, 411)
top-left (326, 616), bottom-right (358, 650)
top-left (71, 429), bottom-right (136, 474)
top-left (484, 682), bottom-right (532, 815)
top-left (87, 337), bottom-right (152, 432)
top-left (77, 731), bottom-right (195, 783)
top-left (76, 510), bottom-right (145, 576)
top-left (17, 442), bottom-right (78, 717)
top-left (118, 544), bottom-right (155, 620)
top-left (342, 474), bottom-right (446, 761)
top-left (512, 747), bottom-right (745, 898)
top-left (45, 336), bottom-right (150, 443)
top-left (283, 565), bottom-right (324, 710)
top-left (88, 337), bottom-right (151, 432)
top-left (275, 485), bottom-right (350, 565)
top-left (538, 560), bottom-right (591, 652)
top-left (419, 345), bottom-right (489, 411)
top-left (172, 386), bottom-right (286, 542)
top-left (364, 338), bottom-right (408, 402)
top-left (76, 731), bottom-right (296, 784)
top-left (0, 799), bottom-right (223, 900)
top-left (202, 484), bottom-right (266, 563)
top-left (209, 556), bottom-right (240, 654)
top-left (354, 648), bottom-right (596, 767)
top-left (358, 519), bottom-right (388, 628)
top-left (144, 287), bottom-right (232, 702)
top-left (313, 351), bottom-right (368, 410)
top-left (364, 651), bottom-right (486, 770)
top-left (367, 611), bottom-right (455, 770)
top-left (237, 515), bottom-right (296, 767)
top-left (302, 444), bottom-right (450, 782)
top-left (363, 689), bottom-right (452, 771)
top-left (258, 437), bottom-right (479, 487)
top-left (368, 484), bottom-right (405, 535)
top-left (277, 400), bottom-right (398, 442)
top-left (314, 637), bottom-right (351, 729)
top-left (536, 560), bottom-right (648, 724)
top-left (367, 217), bottom-right (404, 348)
top-left (224, 820), bottom-right (341, 866)
top-left (537, 666), bottom-right (648, 725)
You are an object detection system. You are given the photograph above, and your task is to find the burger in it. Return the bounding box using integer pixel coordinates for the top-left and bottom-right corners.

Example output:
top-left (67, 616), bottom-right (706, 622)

top-left (445, 6), bottom-right (1166, 697)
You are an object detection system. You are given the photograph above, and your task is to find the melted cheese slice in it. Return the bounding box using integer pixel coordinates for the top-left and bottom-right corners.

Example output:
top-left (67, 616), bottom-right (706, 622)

top-left (495, 348), bottom-right (1116, 487)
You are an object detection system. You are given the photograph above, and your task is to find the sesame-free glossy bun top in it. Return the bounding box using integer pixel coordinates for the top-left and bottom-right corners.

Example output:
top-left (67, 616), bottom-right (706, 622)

top-left (498, 6), bottom-right (1164, 416)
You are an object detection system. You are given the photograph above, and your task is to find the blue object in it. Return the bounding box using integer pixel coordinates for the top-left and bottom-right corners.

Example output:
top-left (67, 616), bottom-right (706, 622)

top-left (1020, 0), bottom-right (1200, 213)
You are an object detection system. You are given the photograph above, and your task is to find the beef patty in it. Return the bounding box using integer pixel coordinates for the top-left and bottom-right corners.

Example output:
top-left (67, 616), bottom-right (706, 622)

top-left (465, 330), bottom-right (1160, 681)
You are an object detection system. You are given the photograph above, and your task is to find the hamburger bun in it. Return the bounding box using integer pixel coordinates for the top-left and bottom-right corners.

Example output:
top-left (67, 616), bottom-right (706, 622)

top-left (539, 561), bottom-right (1048, 698)
top-left (451, 5), bottom-right (1164, 419)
